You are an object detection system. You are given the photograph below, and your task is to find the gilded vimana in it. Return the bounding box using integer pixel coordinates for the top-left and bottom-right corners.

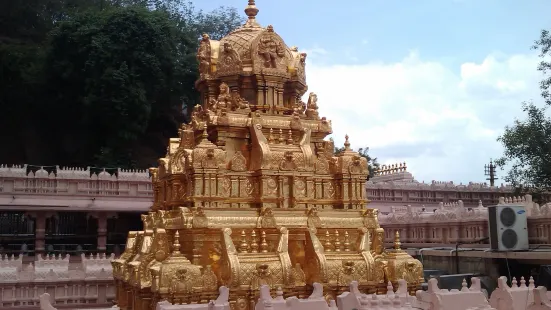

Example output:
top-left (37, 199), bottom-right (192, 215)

top-left (111, 1), bottom-right (424, 309)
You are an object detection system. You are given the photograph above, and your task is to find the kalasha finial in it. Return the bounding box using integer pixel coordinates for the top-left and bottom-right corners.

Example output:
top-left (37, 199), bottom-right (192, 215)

top-left (344, 134), bottom-right (351, 150)
top-left (393, 231), bottom-right (401, 250)
top-left (244, 0), bottom-right (260, 27)
top-left (173, 230), bottom-right (181, 254)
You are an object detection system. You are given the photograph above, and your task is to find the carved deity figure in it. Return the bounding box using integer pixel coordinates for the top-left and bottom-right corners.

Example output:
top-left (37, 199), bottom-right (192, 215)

top-left (297, 52), bottom-right (307, 80)
top-left (294, 98), bottom-right (306, 115)
top-left (290, 111), bottom-right (303, 131)
top-left (402, 260), bottom-right (422, 285)
top-left (230, 89), bottom-right (250, 110)
top-left (197, 34), bottom-right (211, 76)
top-left (222, 43), bottom-right (238, 65)
top-left (279, 151), bottom-right (298, 171)
top-left (251, 263), bottom-right (274, 289)
top-left (171, 269), bottom-right (194, 295)
top-left (307, 206), bottom-right (322, 228)
top-left (307, 92), bottom-right (318, 110)
top-left (374, 260), bottom-right (389, 284)
top-left (349, 155), bottom-right (363, 174)
top-left (305, 92), bottom-right (320, 119)
top-left (214, 83), bottom-right (232, 109)
top-left (338, 261), bottom-right (356, 286)
top-left (372, 228), bottom-right (385, 256)
top-left (258, 25), bottom-right (284, 68)
top-left (223, 42), bottom-right (233, 54)
top-left (299, 52), bottom-right (307, 66)
top-left (190, 111), bottom-right (202, 130)
top-left (259, 207), bottom-right (276, 228)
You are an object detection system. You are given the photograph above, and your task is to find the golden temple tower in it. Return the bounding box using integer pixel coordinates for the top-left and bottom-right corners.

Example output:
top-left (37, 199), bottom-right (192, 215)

top-left (112, 2), bottom-right (423, 310)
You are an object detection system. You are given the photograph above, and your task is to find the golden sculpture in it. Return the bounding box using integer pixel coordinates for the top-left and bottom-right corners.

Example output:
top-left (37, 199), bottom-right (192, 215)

top-left (112, 1), bottom-right (424, 310)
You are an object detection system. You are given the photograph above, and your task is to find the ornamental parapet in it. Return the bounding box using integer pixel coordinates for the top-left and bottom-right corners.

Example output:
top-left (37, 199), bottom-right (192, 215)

top-left (378, 195), bottom-right (551, 245)
top-left (37, 276), bottom-right (551, 310)
top-left (0, 164), bottom-right (152, 197)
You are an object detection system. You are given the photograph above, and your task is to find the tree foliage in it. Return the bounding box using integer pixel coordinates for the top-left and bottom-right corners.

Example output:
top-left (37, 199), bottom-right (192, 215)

top-left (495, 102), bottom-right (551, 191)
top-left (44, 6), bottom-right (198, 167)
top-left (496, 28), bottom-right (551, 201)
top-left (533, 29), bottom-right (551, 106)
top-left (334, 146), bottom-right (380, 179)
top-left (0, 0), bottom-right (243, 168)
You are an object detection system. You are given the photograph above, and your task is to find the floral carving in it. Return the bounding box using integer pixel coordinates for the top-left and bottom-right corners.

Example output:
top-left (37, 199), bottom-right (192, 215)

top-left (201, 265), bottom-right (218, 291)
top-left (315, 157), bottom-right (329, 174)
top-left (229, 151), bottom-right (247, 172)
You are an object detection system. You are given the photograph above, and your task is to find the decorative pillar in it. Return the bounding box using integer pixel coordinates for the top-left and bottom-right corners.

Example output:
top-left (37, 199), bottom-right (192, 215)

top-left (97, 213), bottom-right (108, 252)
top-left (90, 212), bottom-right (115, 253)
top-left (35, 213), bottom-right (46, 254)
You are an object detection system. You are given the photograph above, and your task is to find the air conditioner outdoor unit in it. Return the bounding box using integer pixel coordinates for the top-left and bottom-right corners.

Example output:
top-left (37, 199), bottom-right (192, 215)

top-left (487, 205), bottom-right (529, 251)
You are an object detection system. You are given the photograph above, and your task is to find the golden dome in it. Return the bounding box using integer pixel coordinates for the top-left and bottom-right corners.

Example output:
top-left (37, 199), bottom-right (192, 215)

top-left (196, 0), bottom-right (306, 83)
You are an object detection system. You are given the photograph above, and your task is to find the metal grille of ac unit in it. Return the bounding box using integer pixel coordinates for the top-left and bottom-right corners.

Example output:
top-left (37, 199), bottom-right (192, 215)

top-left (500, 207), bottom-right (516, 227)
top-left (501, 229), bottom-right (518, 249)
top-left (488, 205), bottom-right (529, 251)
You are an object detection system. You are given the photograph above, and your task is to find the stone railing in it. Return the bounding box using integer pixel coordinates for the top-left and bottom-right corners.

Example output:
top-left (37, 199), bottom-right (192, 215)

top-left (0, 254), bottom-right (115, 309)
top-left (41, 277), bottom-right (551, 310)
top-left (379, 195), bottom-right (551, 246)
top-left (0, 164), bottom-right (152, 197)
top-left (367, 175), bottom-right (513, 192)
top-left (80, 253), bottom-right (114, 279)
top-left (0, 164), bottom-right (153, 212)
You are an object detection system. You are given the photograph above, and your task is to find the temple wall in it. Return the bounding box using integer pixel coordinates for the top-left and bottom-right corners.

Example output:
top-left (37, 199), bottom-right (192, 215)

top-left (1, 164), bottom-right (550, 253)
top-left (379, 195), bottom-right (551, 247)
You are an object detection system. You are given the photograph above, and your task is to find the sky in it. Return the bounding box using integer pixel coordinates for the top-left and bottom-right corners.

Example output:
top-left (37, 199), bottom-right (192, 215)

top-left (195, 0), bottom-right (551, 184)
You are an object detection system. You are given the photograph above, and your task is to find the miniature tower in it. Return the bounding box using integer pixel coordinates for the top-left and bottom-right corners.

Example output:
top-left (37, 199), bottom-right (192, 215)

top-left (112, 2), bottom-right (424, 309)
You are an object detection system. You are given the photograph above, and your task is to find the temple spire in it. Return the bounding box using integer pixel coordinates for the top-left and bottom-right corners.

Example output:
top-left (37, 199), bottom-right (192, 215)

top-left (172, 231), bottom-right (182, 255)
top-left (344, 134), bottom-right (351, 151)
top-left (393, 231), bottom-right (402, 250)
top-left (244, 0), bottom-right (261, 28)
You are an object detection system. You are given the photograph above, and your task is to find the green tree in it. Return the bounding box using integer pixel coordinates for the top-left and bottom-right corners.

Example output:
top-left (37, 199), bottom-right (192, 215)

top-left (495, 102), bottom-right (551, 201)
top-left (43, 6), bottom-right (199, 167)
top-left (495, 29), bottom-right (551, 202)
top-left (334, 146), bottom-right (380, 179)
top-left (533, 29), bottom-right (551, 106)
top-left (0, 0), bottom-right (243, 168)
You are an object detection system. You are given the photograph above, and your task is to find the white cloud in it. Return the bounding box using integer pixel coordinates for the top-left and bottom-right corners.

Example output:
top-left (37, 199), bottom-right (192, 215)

top-left (302, 50), bottom-right (544, 184)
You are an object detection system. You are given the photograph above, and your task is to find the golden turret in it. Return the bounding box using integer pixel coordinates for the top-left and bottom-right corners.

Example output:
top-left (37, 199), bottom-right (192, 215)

top-left (112, 2), bottom-right (423, 309)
